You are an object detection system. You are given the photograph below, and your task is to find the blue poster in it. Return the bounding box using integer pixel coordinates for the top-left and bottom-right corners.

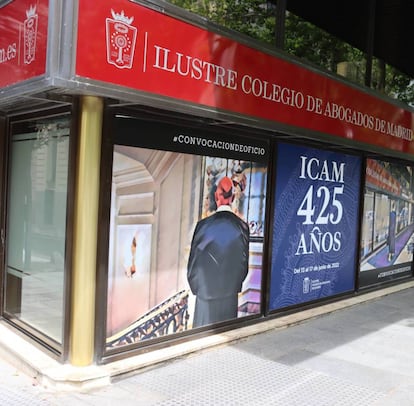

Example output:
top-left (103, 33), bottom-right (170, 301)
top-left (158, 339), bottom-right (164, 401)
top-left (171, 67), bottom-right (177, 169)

top-left (269, 143), bottom-right (362, 311)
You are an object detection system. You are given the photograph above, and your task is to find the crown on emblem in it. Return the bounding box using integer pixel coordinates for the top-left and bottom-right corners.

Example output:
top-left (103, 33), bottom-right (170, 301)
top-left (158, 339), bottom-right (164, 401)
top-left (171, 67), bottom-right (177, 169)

top-left (26, 4), bottom-right (36, 19)
top-left (111, 9), bottom-right (134, 25)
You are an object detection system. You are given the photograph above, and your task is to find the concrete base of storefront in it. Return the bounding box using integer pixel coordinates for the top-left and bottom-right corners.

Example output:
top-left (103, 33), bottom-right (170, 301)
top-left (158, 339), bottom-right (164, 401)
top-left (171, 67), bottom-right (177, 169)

top-left (1, 280), bottom-right (414, 392)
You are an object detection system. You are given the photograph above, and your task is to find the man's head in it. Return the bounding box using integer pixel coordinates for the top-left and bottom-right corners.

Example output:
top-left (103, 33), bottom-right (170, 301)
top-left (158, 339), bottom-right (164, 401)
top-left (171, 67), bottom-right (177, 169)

top-left (215, 176), bottom-right (234, 207)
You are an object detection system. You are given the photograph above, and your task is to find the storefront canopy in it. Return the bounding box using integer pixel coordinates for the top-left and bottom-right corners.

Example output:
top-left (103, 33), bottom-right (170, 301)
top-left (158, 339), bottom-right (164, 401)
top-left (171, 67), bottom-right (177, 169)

top-left (0, 0), bottom-right (413, 158)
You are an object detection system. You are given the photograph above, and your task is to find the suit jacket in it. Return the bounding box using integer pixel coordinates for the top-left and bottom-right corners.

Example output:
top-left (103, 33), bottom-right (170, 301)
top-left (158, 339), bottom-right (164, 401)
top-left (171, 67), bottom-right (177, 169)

top-left (187, 208), bottom-right (249, 300)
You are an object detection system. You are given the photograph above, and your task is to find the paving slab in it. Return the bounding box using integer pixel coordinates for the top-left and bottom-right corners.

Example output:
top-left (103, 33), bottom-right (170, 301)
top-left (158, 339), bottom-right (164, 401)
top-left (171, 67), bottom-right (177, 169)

top-left (1, 282), bottom-right (414, 404)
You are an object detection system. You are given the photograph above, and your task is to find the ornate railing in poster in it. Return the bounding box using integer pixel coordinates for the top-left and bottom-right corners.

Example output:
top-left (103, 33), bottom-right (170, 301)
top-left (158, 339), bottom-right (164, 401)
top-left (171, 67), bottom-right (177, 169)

top-left (106, 290), bottom-right (190, 347)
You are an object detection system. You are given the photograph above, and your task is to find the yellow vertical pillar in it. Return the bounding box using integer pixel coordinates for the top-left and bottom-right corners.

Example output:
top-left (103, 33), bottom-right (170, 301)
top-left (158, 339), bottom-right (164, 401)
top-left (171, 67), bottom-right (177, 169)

top-left (70, 96), bottom-right (104, 366)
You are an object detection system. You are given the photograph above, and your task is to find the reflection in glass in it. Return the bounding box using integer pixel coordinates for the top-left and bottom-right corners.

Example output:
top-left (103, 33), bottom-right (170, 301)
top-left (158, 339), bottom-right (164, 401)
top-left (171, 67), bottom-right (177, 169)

top-left (360, 190), bottom-right (374, 258)
top-left (4, 117), bottom-right (70, 343)
top-left (360, 159), bottom-right (414, 277)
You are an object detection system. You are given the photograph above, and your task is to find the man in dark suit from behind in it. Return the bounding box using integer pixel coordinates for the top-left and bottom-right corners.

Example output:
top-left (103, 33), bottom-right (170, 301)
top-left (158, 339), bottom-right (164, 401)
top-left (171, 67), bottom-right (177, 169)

top-left (187, 176), bottom-right (250, 328)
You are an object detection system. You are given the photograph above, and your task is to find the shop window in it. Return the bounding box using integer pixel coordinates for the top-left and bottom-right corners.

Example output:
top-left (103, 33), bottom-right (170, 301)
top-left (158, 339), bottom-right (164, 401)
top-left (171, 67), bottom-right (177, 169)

top-left (104, 118), bottom-right (269, 351)
top-left (359, 159), bottom-right (414, 288)
top-left (4, 116), bottom-right (70, 344)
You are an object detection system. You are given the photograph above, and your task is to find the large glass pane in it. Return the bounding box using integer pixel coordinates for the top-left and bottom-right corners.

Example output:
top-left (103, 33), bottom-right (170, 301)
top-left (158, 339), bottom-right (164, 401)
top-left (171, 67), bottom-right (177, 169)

top-left (382, 62), bottom-right (414, 107)
top-left (283, 11), bottom-right (366, 87)
top-left (359, 159), bottom-right (414, 288)
top-left (373, 193), bottom-right (389, 251)
top-left (360, 190), bottom-right (374, 259)
top-left (4, 117), bottom-right (70, 343)
top-left (105, 118), bottom-right (269, 350)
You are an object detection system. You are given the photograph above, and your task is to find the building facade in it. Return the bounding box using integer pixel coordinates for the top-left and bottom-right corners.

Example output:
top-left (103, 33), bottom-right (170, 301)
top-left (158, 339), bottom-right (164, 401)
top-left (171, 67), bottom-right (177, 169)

top-left (0, 0), bottom-right (413, 385)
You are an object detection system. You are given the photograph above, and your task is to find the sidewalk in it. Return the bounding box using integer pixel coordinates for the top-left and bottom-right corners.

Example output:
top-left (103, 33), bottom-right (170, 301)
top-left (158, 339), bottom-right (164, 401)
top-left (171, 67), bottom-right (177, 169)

top-left (1, 281), bottom-right (414, 405)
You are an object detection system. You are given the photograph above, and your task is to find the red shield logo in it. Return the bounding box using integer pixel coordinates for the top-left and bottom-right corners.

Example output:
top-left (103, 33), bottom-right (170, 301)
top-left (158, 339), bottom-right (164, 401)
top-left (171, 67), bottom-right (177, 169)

top-left (106, 10), bottom-right (137, 69)
top-left (24, 7), bottom-right (38, 64)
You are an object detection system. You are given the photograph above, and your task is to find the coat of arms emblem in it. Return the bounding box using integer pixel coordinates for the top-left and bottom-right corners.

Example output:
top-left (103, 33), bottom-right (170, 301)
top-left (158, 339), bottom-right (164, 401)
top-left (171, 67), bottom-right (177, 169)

top-left (106, 9), bottom-right (137, 69)
top-left (24, 5), bottom-right (38, 64)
